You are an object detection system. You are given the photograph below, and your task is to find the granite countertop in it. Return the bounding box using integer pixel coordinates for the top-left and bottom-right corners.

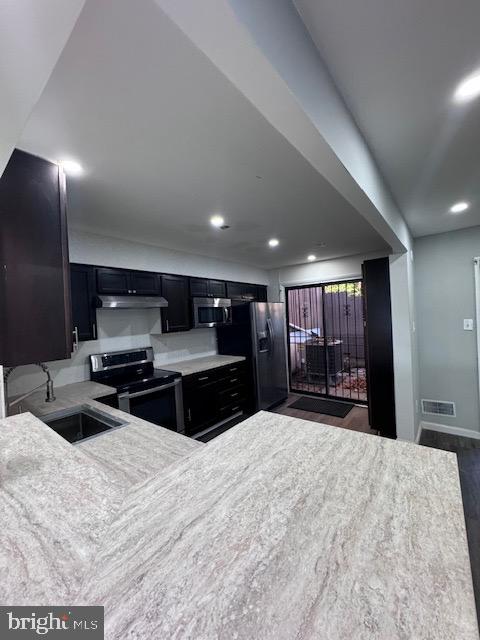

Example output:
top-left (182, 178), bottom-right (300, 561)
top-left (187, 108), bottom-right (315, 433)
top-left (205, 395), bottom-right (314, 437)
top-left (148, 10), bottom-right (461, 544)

top-left (77, 399), bottom-right (201, 489)
top-left (0, 412), bottom-right (121, 605)
top-left (78, 411), bottom-right (478, 640)
top-left (162, 354), bottom-right (246, 376)
top-left (9, 380), bottom-right (116, 417)
top-left (0, 383), bottom-right (203, 605)
top-left (9, 381), bottom-right (203, 490)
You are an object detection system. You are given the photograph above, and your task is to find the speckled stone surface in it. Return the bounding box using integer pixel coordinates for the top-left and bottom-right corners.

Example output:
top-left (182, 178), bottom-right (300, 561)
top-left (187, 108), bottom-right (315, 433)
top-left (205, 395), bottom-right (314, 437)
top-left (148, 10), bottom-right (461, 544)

top-left (162, 354), bottom-right (245, 376)
top-left (77, 399), bottom-right (202, 490)
top-left (9, 381), bottom-right (115, 417)
top-left (0, 392), bottom-right (203, 605)
top-left (80, 411), bottom-right (478, 640)
top-left (0, 412), bottom-right (121, 605)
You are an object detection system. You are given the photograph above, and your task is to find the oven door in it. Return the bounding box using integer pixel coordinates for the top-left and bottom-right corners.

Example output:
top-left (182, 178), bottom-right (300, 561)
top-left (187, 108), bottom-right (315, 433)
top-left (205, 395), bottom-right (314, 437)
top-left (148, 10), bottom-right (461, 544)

top-left (118, 379), bottom-right (185, 433)
top-left (193, 297), bottom-right (232, 328)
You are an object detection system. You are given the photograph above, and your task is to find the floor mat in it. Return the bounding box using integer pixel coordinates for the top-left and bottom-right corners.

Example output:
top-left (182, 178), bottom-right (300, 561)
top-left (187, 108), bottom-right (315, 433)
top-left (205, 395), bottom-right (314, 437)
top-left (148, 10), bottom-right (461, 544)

top-left (288, 396), bottom-right (354, 418)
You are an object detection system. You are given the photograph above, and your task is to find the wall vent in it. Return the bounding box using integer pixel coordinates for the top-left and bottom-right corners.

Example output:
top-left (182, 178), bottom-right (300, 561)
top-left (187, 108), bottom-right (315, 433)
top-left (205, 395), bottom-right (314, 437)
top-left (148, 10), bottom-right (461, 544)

top-left (421, 399), bottom-right (456, 418)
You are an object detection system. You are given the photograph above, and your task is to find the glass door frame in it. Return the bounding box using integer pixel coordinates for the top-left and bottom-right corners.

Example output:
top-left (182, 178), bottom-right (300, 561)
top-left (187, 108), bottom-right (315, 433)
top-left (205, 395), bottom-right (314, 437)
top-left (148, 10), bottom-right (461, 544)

top-left (285, 278), bottom-right (367, 405)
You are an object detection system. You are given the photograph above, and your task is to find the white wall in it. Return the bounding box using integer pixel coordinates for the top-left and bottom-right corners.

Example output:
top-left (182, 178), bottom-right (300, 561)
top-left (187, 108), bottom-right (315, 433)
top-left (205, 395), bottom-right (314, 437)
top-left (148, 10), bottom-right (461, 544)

top-left (389, 252), bottom-right (419, 441)
top-left (6, 230), bottom-right (269, 401)
top-left (415, 227), bottom-right (480, 434)
top-left (268, 251), bottom-right (387, 302)
top-left (276, 251), bottom-right (387, 290)
top-left (70, 229), bottom-right (269, 284)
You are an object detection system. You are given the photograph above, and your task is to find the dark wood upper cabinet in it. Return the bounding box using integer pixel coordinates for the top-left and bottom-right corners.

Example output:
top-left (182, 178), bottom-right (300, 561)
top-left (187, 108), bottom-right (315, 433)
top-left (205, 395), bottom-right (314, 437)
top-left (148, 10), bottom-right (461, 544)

top-left (190, 277), bottom-right (226, 298)
top-left (96, 267), bottom-right (130, 294)
top-left (189, 277), bottom-right (209, 298)
top-left (256, 285), bottom-right (268, 302)
top-left (209, 279), bottom-right (227, 298)
top-left (161, 274), bottom-right (190, 332)
top-left (227, 281), bottom-right (257, 300)
top-left (71, 264), bottom-right (97, 343)
top-left (0, 149), bottom-right (72, 366)
top-left (129, 271), bottom-right (160, 295)
top-left (362, 257), bottom-right (396, 438)
top-left (96, 267), bottom-right (159, 295)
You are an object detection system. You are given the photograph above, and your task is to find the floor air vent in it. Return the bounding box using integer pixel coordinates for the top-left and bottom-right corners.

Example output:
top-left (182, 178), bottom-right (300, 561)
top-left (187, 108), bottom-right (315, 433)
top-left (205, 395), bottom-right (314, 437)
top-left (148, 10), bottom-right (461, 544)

top-left (421, 399), bottom-right (456, 418)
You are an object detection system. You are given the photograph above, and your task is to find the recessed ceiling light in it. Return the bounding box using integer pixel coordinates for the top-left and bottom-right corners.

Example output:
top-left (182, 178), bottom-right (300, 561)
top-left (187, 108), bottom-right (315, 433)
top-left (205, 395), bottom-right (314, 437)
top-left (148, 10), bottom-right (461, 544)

top-left (210, 214), bottom-right (225, 228)
top-left (268, 238), bottom-right (279, 248)
top-left (449, 201), bottom-right (470, 214)
top-left (454, 71), bottom-right (480, 103)
top-left (59, 159), bottom-right (83, 176)
top-left (307, 254), bottom-right (316, 262)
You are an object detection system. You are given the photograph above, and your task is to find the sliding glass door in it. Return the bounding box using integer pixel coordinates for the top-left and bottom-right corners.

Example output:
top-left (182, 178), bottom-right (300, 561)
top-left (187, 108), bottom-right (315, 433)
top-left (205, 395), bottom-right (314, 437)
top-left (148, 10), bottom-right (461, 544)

top-left (286, 280), bottom-right (367, 403)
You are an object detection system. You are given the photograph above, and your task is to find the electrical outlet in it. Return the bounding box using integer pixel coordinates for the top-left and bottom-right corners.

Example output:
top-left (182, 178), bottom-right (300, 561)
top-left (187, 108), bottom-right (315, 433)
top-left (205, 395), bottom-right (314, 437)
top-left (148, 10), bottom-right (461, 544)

top-left (464, 318), bottom-right (474, 331)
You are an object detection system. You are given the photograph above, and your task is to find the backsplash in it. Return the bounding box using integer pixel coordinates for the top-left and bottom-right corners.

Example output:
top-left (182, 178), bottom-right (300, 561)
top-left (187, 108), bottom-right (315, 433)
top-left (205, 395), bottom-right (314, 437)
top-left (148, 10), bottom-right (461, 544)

top-left (151, 330), bottom-right (216, 368)
top-left (6, 309), bottom-right (217, 398)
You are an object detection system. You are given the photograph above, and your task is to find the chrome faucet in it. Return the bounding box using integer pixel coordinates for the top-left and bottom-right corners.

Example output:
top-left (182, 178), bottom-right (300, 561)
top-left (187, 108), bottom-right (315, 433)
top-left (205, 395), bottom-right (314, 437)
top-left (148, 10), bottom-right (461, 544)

top-left (4, 363), bottom-right (56, 413)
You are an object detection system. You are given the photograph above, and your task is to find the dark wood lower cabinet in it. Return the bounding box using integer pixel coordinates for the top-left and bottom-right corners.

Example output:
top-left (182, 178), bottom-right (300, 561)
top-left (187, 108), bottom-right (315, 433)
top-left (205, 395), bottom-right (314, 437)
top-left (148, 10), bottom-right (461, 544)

top-left (0, 149), bottom-right (72, 366)
top-left (183, 362), bottom-right (248, 435)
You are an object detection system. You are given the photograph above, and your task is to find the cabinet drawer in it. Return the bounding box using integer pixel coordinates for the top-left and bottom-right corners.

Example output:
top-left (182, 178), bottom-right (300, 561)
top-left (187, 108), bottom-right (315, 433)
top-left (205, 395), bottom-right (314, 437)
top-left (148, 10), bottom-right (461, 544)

top-left (217, 372), bottom-right (246, 390)
top-left (216, 362), bottom-right (246, 379)
top-left (183, 368), bottom-right (224, 388)
top-left (218, 385), bottom-right (245, 405)
top-left (225, 362), bottom-right (245, 374)
top-left (217, 400), bottom-right (245, 420)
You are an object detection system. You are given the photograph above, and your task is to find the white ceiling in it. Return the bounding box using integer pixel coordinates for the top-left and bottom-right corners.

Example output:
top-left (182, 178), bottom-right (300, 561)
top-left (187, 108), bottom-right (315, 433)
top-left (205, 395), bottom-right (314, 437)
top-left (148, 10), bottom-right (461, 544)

top-left (294, 0), bottom-right (480, 238)
top-left (17, 0), bottom-right (388, 270)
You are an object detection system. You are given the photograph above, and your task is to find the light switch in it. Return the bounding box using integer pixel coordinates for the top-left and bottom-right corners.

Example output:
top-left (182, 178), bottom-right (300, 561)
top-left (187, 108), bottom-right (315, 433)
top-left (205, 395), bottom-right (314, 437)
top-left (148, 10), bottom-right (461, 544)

top-left (464, 318), bottom-right (474, 331)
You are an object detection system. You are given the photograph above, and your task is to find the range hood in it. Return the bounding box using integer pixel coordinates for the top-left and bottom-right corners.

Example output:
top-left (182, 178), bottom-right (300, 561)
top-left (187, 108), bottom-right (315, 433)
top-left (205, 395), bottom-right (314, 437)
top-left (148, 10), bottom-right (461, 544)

top-left (96, 295), bottom-right (168, 309)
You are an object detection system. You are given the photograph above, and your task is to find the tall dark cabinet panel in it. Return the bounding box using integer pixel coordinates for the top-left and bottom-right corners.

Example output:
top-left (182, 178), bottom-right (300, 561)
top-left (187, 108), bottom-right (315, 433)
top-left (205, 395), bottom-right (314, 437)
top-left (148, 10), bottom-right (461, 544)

top-left (362, 257), bottom-right (396, 438)
top-left (161, 275), bottom-right (190, 332)
top-left (71, 264), bottom-right (97, 343)
top-left (0, 150), bottom-right (72, 366)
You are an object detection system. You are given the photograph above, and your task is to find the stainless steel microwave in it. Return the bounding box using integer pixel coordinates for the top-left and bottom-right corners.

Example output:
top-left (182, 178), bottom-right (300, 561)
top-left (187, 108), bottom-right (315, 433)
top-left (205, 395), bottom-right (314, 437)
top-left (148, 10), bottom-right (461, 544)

top-left (193, 297), bottom-right (232, 328)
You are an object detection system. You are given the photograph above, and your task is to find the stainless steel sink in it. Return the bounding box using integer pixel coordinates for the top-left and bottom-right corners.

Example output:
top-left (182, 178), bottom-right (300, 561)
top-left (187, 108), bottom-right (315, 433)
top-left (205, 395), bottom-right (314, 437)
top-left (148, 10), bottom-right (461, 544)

top-left (40, 405), bottom-right (127, 444)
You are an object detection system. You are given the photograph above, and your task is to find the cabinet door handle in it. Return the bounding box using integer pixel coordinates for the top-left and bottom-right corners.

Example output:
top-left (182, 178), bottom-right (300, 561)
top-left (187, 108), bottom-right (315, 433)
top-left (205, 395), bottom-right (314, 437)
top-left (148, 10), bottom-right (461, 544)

top-left (231, 406), bottom-right (240, 412)
top-left (187, 408), bottom-right (192, 421)
top-left (198, 376), bottom-right (209, 381)
top-left (230, 378), bottom-right (238, 383)
top-left (132, 290), bottom-right (137, 293)
top-left (229, 367), bottom-right (237, 372)
top-left (73, 326), bottom-right (79, 352)
top-left (92, 323), bottom-right (97, 340)
top-left (166, 319), bottom-right (169, 332)
top-left (231, 392), bottom-right (239, 398)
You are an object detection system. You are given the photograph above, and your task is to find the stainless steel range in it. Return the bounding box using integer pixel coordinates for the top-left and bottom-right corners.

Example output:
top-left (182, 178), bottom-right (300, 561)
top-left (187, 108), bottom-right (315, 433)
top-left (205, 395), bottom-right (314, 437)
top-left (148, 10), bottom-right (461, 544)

top-left (90, 347), bottom-right (184, 434)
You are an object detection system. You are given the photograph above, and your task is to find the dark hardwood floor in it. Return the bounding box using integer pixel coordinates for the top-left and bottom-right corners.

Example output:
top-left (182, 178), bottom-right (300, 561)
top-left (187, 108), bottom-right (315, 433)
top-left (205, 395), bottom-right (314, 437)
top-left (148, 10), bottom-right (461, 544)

top-left (271, 393), bottom-right (376, 435)
top-left (420, 428), bottom-right (480, 625)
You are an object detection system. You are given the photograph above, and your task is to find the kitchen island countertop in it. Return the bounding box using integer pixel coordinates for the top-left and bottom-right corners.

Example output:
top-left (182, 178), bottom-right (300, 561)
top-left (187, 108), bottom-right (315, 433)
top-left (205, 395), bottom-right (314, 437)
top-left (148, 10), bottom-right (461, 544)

top-left (79, 411), bottom-right (479, 640)
top-left (1, 396), bottom-right (477, 638)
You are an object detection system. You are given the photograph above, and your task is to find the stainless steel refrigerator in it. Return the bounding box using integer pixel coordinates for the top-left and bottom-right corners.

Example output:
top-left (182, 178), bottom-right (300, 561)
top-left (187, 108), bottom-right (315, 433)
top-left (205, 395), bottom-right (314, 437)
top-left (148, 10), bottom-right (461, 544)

top-left (216, 302), bottom-right (288, 411)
